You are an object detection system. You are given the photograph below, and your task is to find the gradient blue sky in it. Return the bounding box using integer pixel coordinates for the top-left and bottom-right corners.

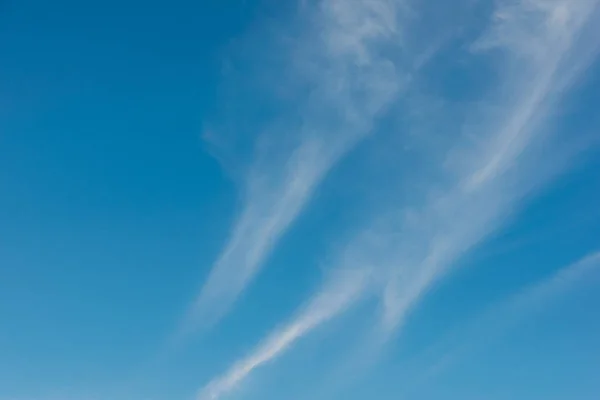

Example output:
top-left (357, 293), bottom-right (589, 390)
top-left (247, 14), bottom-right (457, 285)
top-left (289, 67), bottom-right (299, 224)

top-left (2, 1), bottom-right (600, 400)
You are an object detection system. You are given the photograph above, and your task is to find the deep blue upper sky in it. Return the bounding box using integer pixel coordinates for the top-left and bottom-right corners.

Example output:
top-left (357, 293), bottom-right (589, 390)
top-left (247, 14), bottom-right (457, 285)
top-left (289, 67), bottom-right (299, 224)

top-left (1, 0), bottom-right (251, 395)
top-left (2, 1), bottom-right (600, 400)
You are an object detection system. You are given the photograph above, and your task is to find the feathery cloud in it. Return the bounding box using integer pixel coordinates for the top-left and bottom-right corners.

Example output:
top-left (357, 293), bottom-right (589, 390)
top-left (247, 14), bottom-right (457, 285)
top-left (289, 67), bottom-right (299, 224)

top-left (379, 0), bottom-right (600, 334)
top-left (179, 0), bottom-right (409, 336)
top-left (193, 0), bottom-right (600, 398)
top-left (197, 267), bottom-right (371, 400)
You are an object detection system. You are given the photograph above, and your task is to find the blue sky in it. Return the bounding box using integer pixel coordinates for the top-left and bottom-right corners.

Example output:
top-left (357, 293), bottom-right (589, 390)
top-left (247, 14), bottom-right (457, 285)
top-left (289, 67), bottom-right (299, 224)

top-left (2, 0), bottom-right (600, 399)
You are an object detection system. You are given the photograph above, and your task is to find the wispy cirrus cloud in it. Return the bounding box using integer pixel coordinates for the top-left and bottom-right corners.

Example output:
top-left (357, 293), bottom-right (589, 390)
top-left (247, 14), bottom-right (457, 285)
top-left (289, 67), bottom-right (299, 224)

top-left (378, 0), bottom-right (600, 335)
top-left (194, 0), bottom-right (600, 398)
top-left (178, 0), bottom-right (410, 337)
top-left (197, 267), bottom-right (371, 400)
top-left (403, 251), bottom-right (600, 396)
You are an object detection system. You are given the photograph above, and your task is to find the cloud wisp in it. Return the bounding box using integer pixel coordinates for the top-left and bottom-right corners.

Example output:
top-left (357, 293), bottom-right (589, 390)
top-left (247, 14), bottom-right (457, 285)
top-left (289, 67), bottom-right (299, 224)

top-left (377, 0), bottom-right (600, 335)
top-left (178, 0), bottom-right (409, 337)
top-left (194, 216), bottom-right (410, 400)
top-left (193, 0), bottom-right (600, 398)
top-left (196, 267), bottom-right (371, 400)
top-left (405, 251), bottom-right (600, 394)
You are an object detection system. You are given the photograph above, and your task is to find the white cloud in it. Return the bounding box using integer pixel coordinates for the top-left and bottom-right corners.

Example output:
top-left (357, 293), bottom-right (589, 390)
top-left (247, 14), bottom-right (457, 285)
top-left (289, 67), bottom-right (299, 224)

top-left (192, 0), bottom-right (600, 398)
top-left (197, 267), bottom-right (372, 400)
top-left (378, 0), bottom-right (600, 335)
top-left (178, 0), bottom-right (409, 337)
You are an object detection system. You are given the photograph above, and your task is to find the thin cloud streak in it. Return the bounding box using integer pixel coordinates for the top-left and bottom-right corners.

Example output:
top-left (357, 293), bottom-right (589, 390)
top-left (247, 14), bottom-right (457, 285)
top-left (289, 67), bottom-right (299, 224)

top-left (179, 0), bottom-right (407, 336)
top-left (408, 251), bottom-right (600, 393)
top-left (197, 267), bottom-right (372, 400)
